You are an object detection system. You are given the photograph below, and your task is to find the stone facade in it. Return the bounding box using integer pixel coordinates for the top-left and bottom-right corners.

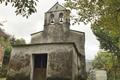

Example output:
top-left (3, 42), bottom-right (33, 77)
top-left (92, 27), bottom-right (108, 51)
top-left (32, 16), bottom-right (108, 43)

top-left (7, 2), bottom-right (86, 80)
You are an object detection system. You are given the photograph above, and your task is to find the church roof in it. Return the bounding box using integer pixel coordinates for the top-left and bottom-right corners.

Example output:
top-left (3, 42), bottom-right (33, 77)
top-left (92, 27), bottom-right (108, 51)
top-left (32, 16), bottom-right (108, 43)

top-left (47, 2), bottom-right (67, 12)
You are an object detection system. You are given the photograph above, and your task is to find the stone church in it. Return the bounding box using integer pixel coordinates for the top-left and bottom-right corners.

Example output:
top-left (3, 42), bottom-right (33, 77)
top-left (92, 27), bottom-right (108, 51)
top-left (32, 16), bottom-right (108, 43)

top-left (7, 2), bottom-right (86, 80)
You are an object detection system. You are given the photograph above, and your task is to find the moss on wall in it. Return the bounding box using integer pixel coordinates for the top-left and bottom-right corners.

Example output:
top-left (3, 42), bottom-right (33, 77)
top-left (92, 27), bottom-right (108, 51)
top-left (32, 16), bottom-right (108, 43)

top-left (6, 73), bottom-right (30, 80)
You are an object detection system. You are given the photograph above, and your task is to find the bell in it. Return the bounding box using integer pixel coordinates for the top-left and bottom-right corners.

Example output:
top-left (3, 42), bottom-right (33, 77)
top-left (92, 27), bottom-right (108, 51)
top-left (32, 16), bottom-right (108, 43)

top-left (59, 18), bottom-right (63, 22)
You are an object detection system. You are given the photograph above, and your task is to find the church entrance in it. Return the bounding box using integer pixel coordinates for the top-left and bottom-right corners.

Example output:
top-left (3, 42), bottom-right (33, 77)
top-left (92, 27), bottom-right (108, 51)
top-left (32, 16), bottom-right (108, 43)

top-left (33, 54), bottom-right (47, 80)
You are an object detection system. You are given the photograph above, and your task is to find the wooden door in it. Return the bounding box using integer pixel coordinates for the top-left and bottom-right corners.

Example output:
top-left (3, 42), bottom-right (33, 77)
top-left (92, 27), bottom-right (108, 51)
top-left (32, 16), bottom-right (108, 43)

top-left (33, 54), bottom-right (47, 80)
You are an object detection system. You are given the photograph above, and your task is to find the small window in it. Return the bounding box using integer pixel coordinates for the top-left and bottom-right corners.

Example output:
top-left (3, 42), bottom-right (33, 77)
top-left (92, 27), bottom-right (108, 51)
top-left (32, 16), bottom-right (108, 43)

top-left (59, 13), bottom-right (63, 23)
top-left (50, 14), bottom-right (54, 24)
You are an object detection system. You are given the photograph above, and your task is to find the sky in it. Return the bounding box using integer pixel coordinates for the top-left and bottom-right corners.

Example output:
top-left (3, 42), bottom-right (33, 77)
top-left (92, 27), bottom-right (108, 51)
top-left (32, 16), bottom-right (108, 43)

top-left (0, 0), bottom-right (100, 60)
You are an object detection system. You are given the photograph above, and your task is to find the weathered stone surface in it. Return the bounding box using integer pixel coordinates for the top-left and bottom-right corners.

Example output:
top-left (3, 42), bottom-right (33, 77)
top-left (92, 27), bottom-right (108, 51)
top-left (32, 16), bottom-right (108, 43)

top-left (48, 49), bottom-right (72, 78)
top-left (7, 44), bottom-right (79, 80)
top-left (9, 53), bottom-right (30, 71)
top-left (31, 30), bottom-right (85, 55)
top-left (7, 52), bottom-right (31, 80)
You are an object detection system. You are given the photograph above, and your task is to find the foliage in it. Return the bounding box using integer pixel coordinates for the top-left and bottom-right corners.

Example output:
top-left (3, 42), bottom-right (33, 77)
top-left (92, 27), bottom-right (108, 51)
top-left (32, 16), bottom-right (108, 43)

top-left (0, 64), bottom-right (8, 78)
top-left (2, 46), bottom-right (12, 65)
top-left (92, 51), bottom-right (119, 80)
top-left (0, 36), bottom-right (11, 78)
top-left (0, 0), bottom-right (38, 18)
top-left (93, 51), bottom-right (115, 71)
top-left (0, 30), bottom-right (26, 77)
top-left (10, 37), bottom-right (26, 45)
top-left (0, 40), bottom-right (10, 78)
top-left (65, 0), bottom-right (120, 23)
top-left (65, 0), bottom-right (120, 57)
top-left (92, 23), bottom-right (120, 57)
top-left (14, 38), bottom-right (26, 45)
top-left (0, 47), bottom-right (11, 78)
top-left (0, 37), bottom-right (11, 48)
top-left (0, 37), bottom-right (26, 77)
top-left (2, 37), bottom-right (26, 66)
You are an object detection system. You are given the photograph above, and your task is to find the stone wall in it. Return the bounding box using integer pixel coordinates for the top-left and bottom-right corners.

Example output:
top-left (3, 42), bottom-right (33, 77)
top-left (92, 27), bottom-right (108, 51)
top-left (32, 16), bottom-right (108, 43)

top-left (7, 43), bottom-right (79, 80)
top-left (47, 48), bottom-right (73, 80)
top-left (31, 30), bottom-right (85, 56)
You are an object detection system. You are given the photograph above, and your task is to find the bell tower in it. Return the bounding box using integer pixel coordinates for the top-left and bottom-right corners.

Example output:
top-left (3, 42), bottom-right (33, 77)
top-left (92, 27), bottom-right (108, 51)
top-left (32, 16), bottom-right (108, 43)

top-left (44, 2), bottom-right (70, 40)
top-left (44, 2), bottom-right (70, 25)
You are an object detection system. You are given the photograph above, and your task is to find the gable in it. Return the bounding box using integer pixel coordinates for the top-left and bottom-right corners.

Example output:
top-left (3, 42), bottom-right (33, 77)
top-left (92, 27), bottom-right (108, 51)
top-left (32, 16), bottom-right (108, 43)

top-left (47, 2), bottom-right (66, 12)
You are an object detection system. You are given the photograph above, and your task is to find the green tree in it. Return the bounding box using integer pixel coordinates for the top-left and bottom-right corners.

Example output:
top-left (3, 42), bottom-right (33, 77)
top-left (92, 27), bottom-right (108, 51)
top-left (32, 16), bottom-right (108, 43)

top-left (0, 37), bottom-right (10, 48)
top-left (65, 0), bottom-right (120, 60)
top-left (65, 0), bottom-right (120, 24)
top-left (0, 46), bottom-right (12, 78)
top-left (0, 0), bottom-right (38, 18)
top-left (92, 51), bottom-right (119, 80)
top-left (0, 37), bottom-right (26, 78)
top-left (0, 36), bottom-right (12, 78)
top-left (10, 37), bottom-right (26, 45)
top-left (0, 28), bottom-right (26, 77)
top-left (15, 38), bottom-right (26, 44)
top-left (93, 51), bottom-right (114, 71)
top-left (91, 21), bottom-right (120, 57)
